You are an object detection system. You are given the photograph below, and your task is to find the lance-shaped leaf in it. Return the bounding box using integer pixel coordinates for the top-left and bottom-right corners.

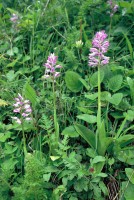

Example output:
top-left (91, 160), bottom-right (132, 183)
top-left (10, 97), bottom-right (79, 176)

top-left (74, 124), bottom-right (95, 150)
top-left (98, 121), bottom-right (113, 156)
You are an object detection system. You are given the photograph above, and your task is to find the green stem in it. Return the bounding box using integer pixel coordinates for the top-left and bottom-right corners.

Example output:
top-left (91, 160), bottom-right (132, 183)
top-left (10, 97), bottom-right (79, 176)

top-left (63, 0), bottom-right (70, 28)
top-left (105, 102), bottom-right (110, 132)
top-left (96, 64), bottom-right (101, 152)
top-left (21, 120), bottom-right (27, 155)
top-left (108, 17), bottom-right (112, 39)
top-left (97, 65), bottom-right (101, 129)
top-left (52, 78), bottom-right (59, 146)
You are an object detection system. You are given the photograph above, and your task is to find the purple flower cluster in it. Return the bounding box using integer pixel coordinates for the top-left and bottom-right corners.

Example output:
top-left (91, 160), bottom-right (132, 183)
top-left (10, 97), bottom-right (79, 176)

top-left (11, 94), bottom-right (32, 124)
top-left (43, 53), bottom-right (62, 79)
top-left (88, 30), bottom-right (110, 67)
top-left (107, 0), bottom-right (119, 17)
top-left (10, 13), bottom-right (19, 23)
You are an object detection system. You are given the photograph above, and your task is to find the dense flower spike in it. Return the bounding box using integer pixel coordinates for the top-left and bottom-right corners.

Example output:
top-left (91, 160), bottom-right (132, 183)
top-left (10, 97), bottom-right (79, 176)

top-left (11, 93), bottom-right (32, 124)
top-left (88, 30), bottom-right (110, 67)
top-left (43, 53), bottom-right (62, 79)
top-left (107, 0), bottom-right (119, 17)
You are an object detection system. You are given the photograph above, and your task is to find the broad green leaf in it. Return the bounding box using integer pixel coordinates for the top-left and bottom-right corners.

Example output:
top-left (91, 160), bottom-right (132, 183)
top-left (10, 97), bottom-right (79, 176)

top-left (92, 156), bottom-right (105, 164)
top-left (31, 66), bottom-right (40, 72)
top-left (111, 112), bottom-right (124, 119)
top-left (117, 147), bottom-right (134, 165)
top-left (50, 156), bottom-right (60, 161)
top-left (122, 182), bottom-right (134, 200)
top-left (12, 47), bottom-right (19, 54)
top-left (86, 148), bottom-right (97, 158)
top-left (74, 124), bottom-right (95, 149)
top-left (119, 1), bottom-right (131, 9)
top-left (6, 54), bottom-right (22, 67)
top-left (69, 197), bottom-right (78, 200)
top-left (14, 35), bottom-right (23, 42)
top-left (6, 47), bottom-right (19, 56)
top-left (44, 166), bottom-right (58, 173)
top-left (6, 70), bottom-right (17, 81)
top-left (62, 126), bottom-right (79, 138)
top-left (123, 34), bottom-right (133, 59)
top-left (62, 177), bottom-right (67, 186)
top-left (43, 173), bottom-right (51, 182)
top-left (92, 156), bottom-right (105, 174)
top-left (97, 121), bottom-right (113, 156)
top-left (108, 75), bottom-right (123, 92)
top-left (116, 135), bottom-right (134, 144)
top-left (77, 106), bottom-right (94, 114)
top-left (101, 91), bottom-right (111, 101)
top-left (124, 110), bottom-right (134, 121)
top-left (107, 93), bottom-right (123, 105)
top-left (108, 158), bottom-right (115, 166)
top-left (0, 132), bottom-right (11, 142)
top-left (65, 71), bottom-right (83, 92)
top-left (85, 93), bottom-right (98, 100)
top-left (4, 143), bottom-right (18, 154)
top-left (119, 1), bottom-right (133, 13)
top-left (1, 158), bottom-right (18, 170)
top-left (6, 49), bottom-right (14, 56)
top-left (92, 184), bottom-right (102, 198)
top-left (74, 178), bottom-right (88, 192)
top-left (0, 3), bottom-right (3, 10)
top-left (77, 114), bottom-right (97, 124)
top-left (98, 121), bottom-right (106, 155)
top-left (127, 77), bottom-right (134, 105)
top-left (97, 173), bottom-right (107, 177)
top-left (99, 181), bottom-right (108, 196)
top-left (99, 121), bottom-right (106, 140)
top-left (125, 168), bottom-right (134, 184)
top-left (23, 82), bottom-right (37, 107)
top-left (23, 55), bottom-right (31, 62)
top-left (52, 185), bottom-right (66, 197)
top-left (90, 70), bottom-right (104, 87)
top-left (79, 78), bottom-right (90, 90)
top-left (6, 8), bottom-right (17, 14)
top-left (99, 137), bottom-right (113, 156)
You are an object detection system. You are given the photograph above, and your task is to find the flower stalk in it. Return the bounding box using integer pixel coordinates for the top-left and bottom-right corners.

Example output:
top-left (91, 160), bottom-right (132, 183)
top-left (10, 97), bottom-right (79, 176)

top-left (12, 94), bottom-right (32, 154)
top-left (89, 30), bottom-right (110, 152)
top-left (97, 64), bottom-right (101, 130)
top-left (52, 77), bottom-right (59, 147)
top-left (43, 53), bottom-right (62, 153)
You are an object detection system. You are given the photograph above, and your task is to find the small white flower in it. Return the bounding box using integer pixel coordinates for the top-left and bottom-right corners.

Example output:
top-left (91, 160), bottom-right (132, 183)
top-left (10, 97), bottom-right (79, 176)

top-left (76, 40), bottom-right (83, 48)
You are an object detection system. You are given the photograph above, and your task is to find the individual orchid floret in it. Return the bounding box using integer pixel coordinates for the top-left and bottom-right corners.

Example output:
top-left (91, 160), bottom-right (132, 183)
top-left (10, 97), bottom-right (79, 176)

top-left (10, 13), bottom-right (19, 23)
top-left (107, 0), bottom-right (119, 17)
top-left (43, 53), bottom-right (62, 79)
top-left (11, 93), bottom-right (32, 124)
top-left (88, 30), bottom-right (110, 67)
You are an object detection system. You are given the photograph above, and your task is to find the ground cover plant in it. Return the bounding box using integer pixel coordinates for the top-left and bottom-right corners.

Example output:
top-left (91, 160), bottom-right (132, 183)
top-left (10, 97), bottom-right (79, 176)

top-left (0, 0), bottom-right (134, 199)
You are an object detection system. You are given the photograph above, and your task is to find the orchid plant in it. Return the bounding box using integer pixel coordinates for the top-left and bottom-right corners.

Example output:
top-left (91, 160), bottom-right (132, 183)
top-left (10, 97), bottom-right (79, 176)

top-left (12, 93), bottom-right (32, 154)
top-left (75, 29), bottom-right (134, 166)
top-left (43, 53), bottom-right (62, 154)
top-left (88, 30), bottom-right (110, 152)
top-left (107, 0), bottom-right (119, 17)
